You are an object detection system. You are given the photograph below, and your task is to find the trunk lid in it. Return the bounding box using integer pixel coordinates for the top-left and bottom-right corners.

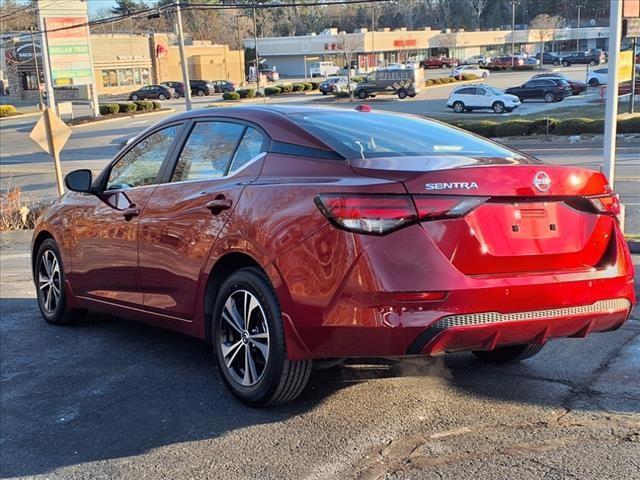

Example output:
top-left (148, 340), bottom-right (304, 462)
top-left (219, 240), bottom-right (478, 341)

top-left (351, 158), bottom-right (615, 276)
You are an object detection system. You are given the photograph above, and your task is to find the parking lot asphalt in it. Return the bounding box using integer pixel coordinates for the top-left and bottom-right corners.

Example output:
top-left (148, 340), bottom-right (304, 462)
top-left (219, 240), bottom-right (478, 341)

top-left (1, 230), bottom-right (639, 480)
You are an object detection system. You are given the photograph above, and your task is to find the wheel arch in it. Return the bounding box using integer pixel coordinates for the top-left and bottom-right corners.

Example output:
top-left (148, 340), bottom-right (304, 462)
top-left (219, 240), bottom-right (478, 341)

top-left (31, 230), bottom-right (54, 278)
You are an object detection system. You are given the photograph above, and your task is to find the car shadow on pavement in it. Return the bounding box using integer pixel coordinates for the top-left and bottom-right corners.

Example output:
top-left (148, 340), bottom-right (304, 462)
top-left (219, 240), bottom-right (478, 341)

top-left (2, 296), bottom-right (638, 478)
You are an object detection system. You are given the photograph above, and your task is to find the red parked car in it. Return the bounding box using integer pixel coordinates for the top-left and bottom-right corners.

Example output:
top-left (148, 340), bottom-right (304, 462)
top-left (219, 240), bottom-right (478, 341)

top-left (420, 56), bottom-right (458, 69)
top-left (33, 106), bottom-right (636, 406)
top-left (489, 56), bottom-right (525, 68)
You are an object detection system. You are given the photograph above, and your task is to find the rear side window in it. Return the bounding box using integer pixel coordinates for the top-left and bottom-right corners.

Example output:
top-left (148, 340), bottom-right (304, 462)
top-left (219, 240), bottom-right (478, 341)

top-left (456, 88), bottom-right (474, 94)
top-left (229, 127), bottom-right (267, 174)
top-left (172, 121), bottom-right (245, 182)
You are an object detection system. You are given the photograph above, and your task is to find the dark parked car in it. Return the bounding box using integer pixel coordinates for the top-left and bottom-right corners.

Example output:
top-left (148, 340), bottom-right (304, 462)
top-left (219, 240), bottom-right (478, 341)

top-left (189, 79), bottom-right (214, 96)
top-left (319, 77), bottom-right (340, 95)
top-left (161, 81), bottom-right (185, 98)
top-left (34, 106), bottom-right (634, 407)
top-left (420, 56), bottom-right (458, 69)
top-left (210, 80), bottom-right (236, 93)
top-left (505, 78), bottom-right (572, 102)
top-left (489, 56), bottom-right (525, 68)
top-left (559, 51), bottom-right (605, 67)
top-left (534, 52), bottom-right (561, 66)
top-left (128, 85), bottom-right (173, 101)
top-left (531, 73), bottom-right (587, 95)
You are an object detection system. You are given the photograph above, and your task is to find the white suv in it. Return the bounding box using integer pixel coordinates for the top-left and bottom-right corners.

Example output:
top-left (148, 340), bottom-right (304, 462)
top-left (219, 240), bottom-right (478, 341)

top-left (446, 84), bottom-right (521, 114)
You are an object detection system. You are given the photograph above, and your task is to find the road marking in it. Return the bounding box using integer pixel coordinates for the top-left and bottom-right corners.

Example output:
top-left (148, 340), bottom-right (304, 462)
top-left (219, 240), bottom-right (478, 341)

top-left (129, 120), bottom-right (150, 126)
top-left (0, 253), bottom-right (30, 260)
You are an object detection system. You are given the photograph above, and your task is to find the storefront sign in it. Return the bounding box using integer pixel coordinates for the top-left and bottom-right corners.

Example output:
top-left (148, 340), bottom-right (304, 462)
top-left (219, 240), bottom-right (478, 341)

top-left (44, 16), bottom-right (93, 86)
top-left (394, 39), bottom-right (417, 47)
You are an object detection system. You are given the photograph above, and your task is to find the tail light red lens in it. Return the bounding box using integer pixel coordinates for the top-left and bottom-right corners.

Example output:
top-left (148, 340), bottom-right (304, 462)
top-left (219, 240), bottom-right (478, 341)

top-left (315, 194), bottom-right (488, 235)
top-left (589, 194), bottom-right (621, 220)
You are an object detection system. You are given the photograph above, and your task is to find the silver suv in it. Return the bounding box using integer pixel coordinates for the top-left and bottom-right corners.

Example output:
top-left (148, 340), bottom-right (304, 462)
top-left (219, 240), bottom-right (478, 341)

top-left (446, 84), bottom-right (521, 114)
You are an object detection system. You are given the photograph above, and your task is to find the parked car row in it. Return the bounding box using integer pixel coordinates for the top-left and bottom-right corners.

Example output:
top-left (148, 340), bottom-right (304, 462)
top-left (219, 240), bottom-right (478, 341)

top-left (128, 79), bottom-right (236, 101)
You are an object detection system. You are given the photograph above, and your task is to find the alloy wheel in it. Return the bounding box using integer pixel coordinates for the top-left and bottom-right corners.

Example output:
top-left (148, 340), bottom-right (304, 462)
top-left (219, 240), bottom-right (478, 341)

top-left (219, 290), bottom-right (270, 387)
top-left (38, 250), bottom-right (61, 314)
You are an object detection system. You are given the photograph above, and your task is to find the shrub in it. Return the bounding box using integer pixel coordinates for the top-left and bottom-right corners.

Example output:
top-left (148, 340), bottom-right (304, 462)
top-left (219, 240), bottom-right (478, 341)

top-left (264, 86), bottom-right (281, 96)
top-left (223, 91), bottom-right (241, 101)
top-left (292, 83), bottom-right (306, 92)
top-left (459, 120), bottom-right (498, 137)
top-left (460, 74), bottom-right (480, 81)
top-left (495, 119), bottom-right (535, 137)
top-left (0, 105), bottom-right (18, 117)
top-left (531, 117), bottom-right (558, 135)
top-left (583, 119), bottom-right (605, 134)
top-left (0, 187), bottom-right (41, 231)
top-left (424, 79), bottom-right (434, 86)
top-left (554, 118), bottom-right (594, 136)
top-left (303, 82), bottom-right (313, 91)
top-left (277, 84), bottom-right (293, 93)
top-left (335, 91), bottom-right (351, 98)
top-left (309, 81), bottom-right (320, 89)
top-left (99, 103), bottom-right (120, 115)
top-left (117, 102), bottom-right (137, 113)
top-left (237, 88), bottom-right (256, 98)
top-left (618, 116), bottom-right (640, 133)
top-left (152, 101), bottom-right (161, 110)
top-left (133, 101), bottom-right (153, 111)
top-left (351, 76), bottom-right (364, 83)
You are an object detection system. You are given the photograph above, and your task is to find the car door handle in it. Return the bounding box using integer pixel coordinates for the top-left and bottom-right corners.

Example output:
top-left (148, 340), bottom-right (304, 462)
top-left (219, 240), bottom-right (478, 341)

top-left (122, 206), bottom-right (141, 221)
top-left (205, 197), bottom-right (233, 215)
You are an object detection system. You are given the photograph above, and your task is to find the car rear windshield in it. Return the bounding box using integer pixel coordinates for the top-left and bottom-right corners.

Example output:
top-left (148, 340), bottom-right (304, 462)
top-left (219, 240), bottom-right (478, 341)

top-left (292, 111), bottom-right (531, 162)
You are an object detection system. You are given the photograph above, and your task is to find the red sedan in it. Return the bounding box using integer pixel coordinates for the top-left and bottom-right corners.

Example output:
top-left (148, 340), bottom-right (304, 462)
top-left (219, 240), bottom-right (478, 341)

top-left (420, 57), bottom-right (458, 69)
top-left (32, 106), bottom-right (636, 406)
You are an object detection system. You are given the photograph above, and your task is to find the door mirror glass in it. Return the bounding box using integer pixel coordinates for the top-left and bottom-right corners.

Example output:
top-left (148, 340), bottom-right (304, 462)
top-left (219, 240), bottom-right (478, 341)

top-left (64, 169), bottom-right (92, 193)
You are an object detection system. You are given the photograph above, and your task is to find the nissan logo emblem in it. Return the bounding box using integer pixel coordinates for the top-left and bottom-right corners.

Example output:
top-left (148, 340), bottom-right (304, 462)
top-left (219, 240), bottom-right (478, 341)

top-left (533, 171), bottom-right (551, 192)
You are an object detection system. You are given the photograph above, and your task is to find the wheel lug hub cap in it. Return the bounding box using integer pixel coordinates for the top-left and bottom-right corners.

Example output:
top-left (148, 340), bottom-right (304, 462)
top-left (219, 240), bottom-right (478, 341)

top-left (241, 330), bottom-right (250, 344)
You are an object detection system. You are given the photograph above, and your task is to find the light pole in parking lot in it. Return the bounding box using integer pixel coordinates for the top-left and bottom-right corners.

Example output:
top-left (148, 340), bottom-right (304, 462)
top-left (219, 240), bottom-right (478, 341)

top-left (511, 0), bottom-right (516, 68)
top-left (603, 0), bottom-right (623, 187)
top-left (174, 0), bottom-right (192, 111)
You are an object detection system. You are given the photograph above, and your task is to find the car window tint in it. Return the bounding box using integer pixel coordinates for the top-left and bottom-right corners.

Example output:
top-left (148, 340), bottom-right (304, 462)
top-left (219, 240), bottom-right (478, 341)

top-left (172, 121), bottom-right (245, 182)
top-left (229, 127), bottom-right (266, 174)
top-left (107, 125), bottom-right (179, 190)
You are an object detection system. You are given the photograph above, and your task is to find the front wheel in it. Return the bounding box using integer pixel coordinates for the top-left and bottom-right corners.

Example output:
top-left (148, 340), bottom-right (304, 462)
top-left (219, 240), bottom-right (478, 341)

top-left (544, 92), bottom-right (555, 103)
top-left (158, 94), bottom-right (166, 100)
top-left (197, 89), bottom-right (205, 97)
top-left (131, 94), bottom-right (139, 101)
top-left (589, 78), bottom-right (600, 87)
top-left (589, 60), bottom-right (596, 66)
top-left (492, 101), bottom-right (505, 113)
top-left (452, 101), bottom-right (465, 113)
top-left (357, 89), bottom-right (368, 99)
top-left (397, 88), bottom-right (408, 99)
top-left (35, 239), bottom-right (86, 325)
top-left (212, 268), bottom-right (312, 407)
top-left (473, 344), bottom-right (544, 364)
top-left (562, 61), bottom-right (570, 67)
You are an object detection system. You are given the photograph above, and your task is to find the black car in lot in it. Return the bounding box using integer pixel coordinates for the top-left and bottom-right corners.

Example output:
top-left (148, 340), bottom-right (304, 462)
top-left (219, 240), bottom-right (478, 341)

top-left (128, 85), bottom-right (173, 101)
top-left (319, 77), bottom-right (340, 95)
top-left (189, 79), bottom-right (214, 96)
top-left (559, 50), bottom-right (605, 67)
top-left (534, 52), bottom-right (561, 66)
top-left (161, 81), bottom-right (185, 98)
top-left (210, 80), bottom-right (236, 93)
top-left (505, 78), bottom-right (572, 103)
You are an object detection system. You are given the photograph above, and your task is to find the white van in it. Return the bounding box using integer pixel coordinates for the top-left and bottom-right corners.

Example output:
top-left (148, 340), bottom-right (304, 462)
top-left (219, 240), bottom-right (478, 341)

top-left (310, 61), bottom-right (341, 78)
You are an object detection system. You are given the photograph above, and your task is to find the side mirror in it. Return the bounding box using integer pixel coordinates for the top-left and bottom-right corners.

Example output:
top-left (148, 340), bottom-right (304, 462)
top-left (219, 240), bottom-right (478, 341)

top-left (64, 169), bottom-right (93, 193)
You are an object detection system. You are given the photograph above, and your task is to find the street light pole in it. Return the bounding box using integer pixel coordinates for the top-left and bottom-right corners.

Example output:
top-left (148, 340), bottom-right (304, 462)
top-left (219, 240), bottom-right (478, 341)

top-left (511, 0), bottom-right (516, 68)
top-left (175, 0), bottom-right (192, 111)
top-left (371, 5), bottom-right (376, 69)
top-left (253, 7), bottom-right (262, 102)
top-left (236, 14), bottom-right (244, 87)
top-left (576, 5), bottom-right (581, 50)
top-left (603, 0), bottom-right (622, 187)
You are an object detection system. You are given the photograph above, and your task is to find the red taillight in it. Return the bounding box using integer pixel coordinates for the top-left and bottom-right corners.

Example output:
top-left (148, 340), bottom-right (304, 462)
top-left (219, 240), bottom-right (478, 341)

top-left (589, 194), bottom-right (621, 220)
top-left (315, 194), bottom-right (488, 235)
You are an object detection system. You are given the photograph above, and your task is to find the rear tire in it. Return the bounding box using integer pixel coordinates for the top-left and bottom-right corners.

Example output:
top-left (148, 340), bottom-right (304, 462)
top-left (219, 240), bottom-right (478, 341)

top-left (589, 60), bottom-right (596, 66)
top-left (357, 89), bottom-right (368, 99)
top-left (197, 89), bottom-right (205, 96)
top-left (158, 94), bottom-right (166, 100)
top-left (453, 101), bottom-right (465, 113)
top-left (131, 94), bottom-right (139, 101)
top-left (544, 92), bottom-right (555, 103)
top-left (212, 267), bottom-right (312, 407)
top-left (589, 78), bottom-right (599, 87)
top-left (35, 239), bottom-right (86, 325)
top-left (492, 101), bottom-right (505, 113)
top-left (562, 61), bottom-right (570, 67)
top-left (397, 88), bottom-right (408, 99)
top-left (472, 344), bottom-right (544, 364)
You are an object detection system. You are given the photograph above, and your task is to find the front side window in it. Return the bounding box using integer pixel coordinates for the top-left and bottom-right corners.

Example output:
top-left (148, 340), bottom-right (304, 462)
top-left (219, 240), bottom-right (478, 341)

top-left (107, 125), bottom-right (180, 190)
top-left (171, 121), bottom-right (245, 183)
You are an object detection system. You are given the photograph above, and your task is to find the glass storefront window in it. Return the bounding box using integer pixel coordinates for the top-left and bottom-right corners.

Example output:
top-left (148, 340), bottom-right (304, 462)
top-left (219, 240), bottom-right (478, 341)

top-left (141, 68), bottom-right (150, 85)
top-left (134, 69), bottom-right (141, 85)
top-left (109, 70), bottom-right (117, 87)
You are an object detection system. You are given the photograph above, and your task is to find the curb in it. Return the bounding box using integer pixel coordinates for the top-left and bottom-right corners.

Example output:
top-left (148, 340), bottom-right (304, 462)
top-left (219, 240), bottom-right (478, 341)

top-left (0, 111), bottom-right (42, 121)
top-left (628, 240), bottom-right (640, 254)
top-left (70, 108), bottom-right (175, 128)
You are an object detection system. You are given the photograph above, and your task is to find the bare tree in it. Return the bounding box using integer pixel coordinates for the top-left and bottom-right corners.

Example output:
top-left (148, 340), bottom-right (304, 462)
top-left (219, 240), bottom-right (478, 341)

top-left (465, 0), bottom-right (489, 30)
top-left (529, 14), bottom-right (564, 68)
top-left (336, 31), bottom-right (359, 100)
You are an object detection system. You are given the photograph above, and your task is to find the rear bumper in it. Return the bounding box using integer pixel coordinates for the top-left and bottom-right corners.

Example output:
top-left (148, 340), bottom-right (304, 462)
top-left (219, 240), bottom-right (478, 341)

top-left (407, 298), bottom-right (632, 356)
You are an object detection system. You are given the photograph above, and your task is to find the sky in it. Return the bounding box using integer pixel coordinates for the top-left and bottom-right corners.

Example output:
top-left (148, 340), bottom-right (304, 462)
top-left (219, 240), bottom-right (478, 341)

top-left (87, 0), bottom-right (120, 17)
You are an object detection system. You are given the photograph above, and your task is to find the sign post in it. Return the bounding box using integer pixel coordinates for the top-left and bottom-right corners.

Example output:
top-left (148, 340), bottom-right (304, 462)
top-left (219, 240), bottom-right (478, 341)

top-left (29, 108), bottom-right (72, 197)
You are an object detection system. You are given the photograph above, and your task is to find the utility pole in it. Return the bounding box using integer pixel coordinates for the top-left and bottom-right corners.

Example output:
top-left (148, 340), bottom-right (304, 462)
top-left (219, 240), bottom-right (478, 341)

top-left (36, 7), bottom-right (56, 114)
top-left (30, 28), bottom-right (44, 110)
top-left (576, 5), bottom-right (582, 50)
top-left (235, 15), bottom-right (244, 86)
top-left (511, 0), bottom-right (516, 68)
top-left (630, 35), bottom-right (637, 114)
top-left (371, 5), bottom-right (376, 69)
top-left (175, 0), bottom-right (192, 111)
top-left (603, 0), bottom-right (623, 187)
top-left (253, 7), bottom-right (262, 101)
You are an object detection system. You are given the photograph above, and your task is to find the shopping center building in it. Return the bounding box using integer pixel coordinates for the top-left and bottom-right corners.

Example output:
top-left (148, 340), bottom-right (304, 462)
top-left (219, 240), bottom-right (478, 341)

top-left (245, 26), bottom-right (611, 77)
top-left (2, 31), bottom-right (244, 100)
